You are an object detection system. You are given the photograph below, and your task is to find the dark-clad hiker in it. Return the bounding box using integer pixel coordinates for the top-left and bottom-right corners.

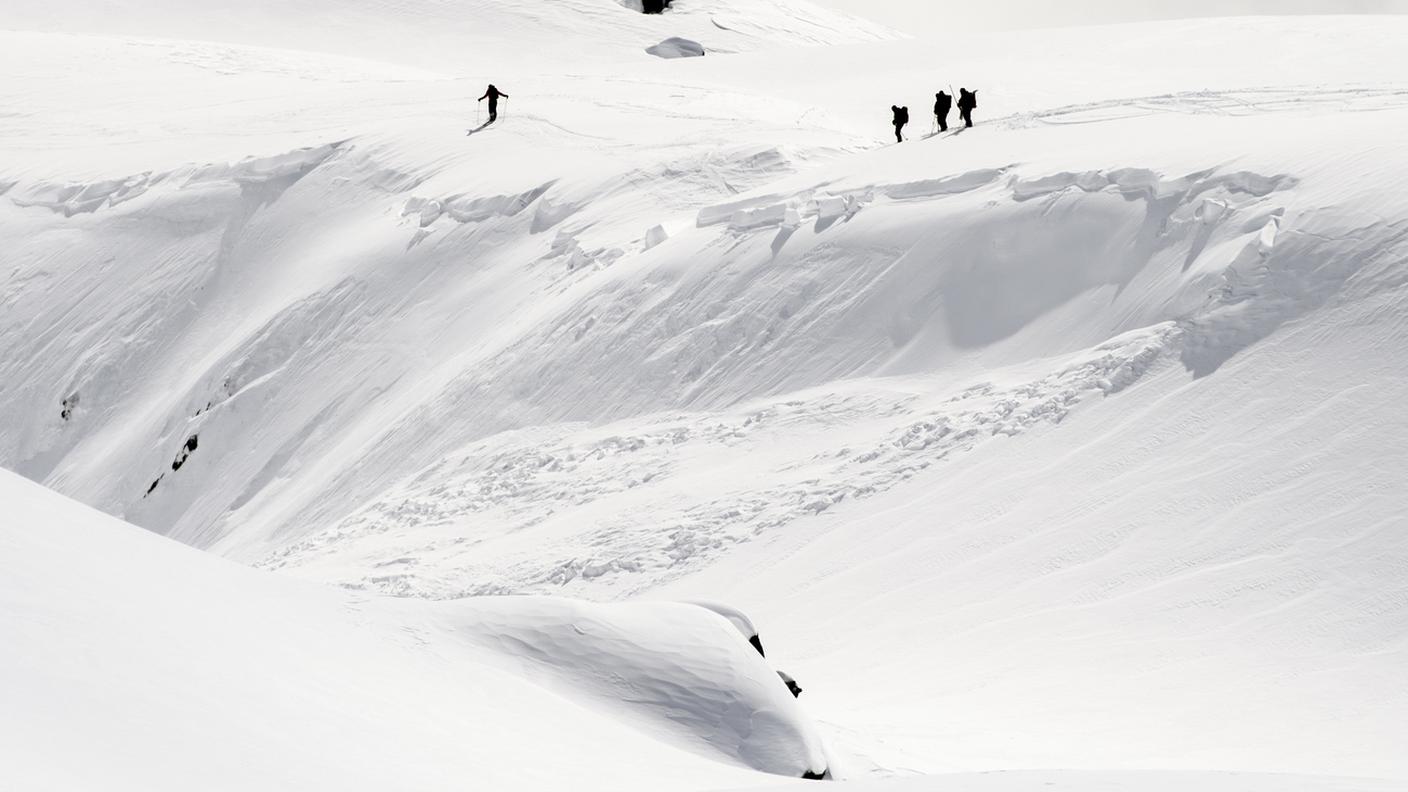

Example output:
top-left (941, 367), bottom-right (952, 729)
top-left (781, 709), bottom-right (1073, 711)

top-left (478, 84), bottom-right (509, 123)
top-left (934, 91), bottom-right (952, 132)
top-left (958, 88), bottom-right (977, 128)
top-left (891, 104), bottom-right (909, 142)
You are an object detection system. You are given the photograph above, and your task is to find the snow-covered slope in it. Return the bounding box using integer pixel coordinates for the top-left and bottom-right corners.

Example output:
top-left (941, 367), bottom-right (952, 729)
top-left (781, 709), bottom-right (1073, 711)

top-left (1, 0), bottom-right (896, 71)
top-left (3, 1), bottom-right (1407, 788)
top-left (740, 772), bottom-right (1408, 792)
top-left (0, 468), bottom-right (830, 790)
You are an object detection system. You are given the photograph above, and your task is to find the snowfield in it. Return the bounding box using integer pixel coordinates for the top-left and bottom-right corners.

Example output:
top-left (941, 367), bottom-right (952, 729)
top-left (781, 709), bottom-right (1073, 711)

top-left (2, 0), bottom-right (1407, 789)
top-left (0, 468), bottom-right (830, 789)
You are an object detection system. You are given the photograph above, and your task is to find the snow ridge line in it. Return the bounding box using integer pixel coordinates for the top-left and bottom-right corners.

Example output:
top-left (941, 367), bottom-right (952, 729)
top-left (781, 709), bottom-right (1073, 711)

top-left (401, 181), bottom-right (558, 228)
top-left (5, 142), bottom-right (345, 217)
top-left (693, 165), bottom-right (1295, 235)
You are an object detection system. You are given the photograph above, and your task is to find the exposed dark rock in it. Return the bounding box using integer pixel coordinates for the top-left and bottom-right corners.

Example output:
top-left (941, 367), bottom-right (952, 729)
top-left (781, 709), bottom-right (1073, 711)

top-left (60, 393), bottom-right (80, 421)
top-left (171, 434), bottom-right (199, 471)
top-left (749, 634), bottom-right (765, 657)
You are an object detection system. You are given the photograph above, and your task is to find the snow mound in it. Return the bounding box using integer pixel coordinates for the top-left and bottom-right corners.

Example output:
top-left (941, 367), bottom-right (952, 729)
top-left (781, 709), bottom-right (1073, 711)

top-left (0, 468), bottom-right (829, 789)
top-left (647, 36), bottom-right (705, 59)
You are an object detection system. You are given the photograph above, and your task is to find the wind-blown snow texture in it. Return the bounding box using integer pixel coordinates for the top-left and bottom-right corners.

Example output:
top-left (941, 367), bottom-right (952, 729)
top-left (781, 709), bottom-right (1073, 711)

top-left (2, 1), bottom-right (1407, 789)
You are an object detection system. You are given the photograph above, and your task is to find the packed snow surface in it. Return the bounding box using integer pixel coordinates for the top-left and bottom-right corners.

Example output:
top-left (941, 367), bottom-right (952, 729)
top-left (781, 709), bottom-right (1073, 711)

top-left (2, 0), bottom-right (1408, 790)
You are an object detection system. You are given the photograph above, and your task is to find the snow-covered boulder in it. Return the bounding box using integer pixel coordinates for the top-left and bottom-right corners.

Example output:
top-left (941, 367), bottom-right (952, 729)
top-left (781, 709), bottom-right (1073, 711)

top-left (646, 36), bottom-right (704, 59)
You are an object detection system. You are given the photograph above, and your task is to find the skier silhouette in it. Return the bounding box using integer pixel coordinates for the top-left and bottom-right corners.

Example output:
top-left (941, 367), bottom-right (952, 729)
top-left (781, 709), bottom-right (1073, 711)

top-left (891, 105), bottom-right (909, 142)
top-left (478, 84), bottom-right (509, 123)
top-left (934, 91), bottom-right (952, 132)
top-left (958, 88), bottom-right (977, 128)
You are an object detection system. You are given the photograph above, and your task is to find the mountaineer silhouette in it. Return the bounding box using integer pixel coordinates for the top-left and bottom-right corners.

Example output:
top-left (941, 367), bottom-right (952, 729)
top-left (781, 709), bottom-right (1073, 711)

top-left (478, 84), bottom-right (509, 123)
top-left (958, 87), bottom-right (978, 128)
top-left (891, 104), bottom-right (909, 142)
top-left (934, 90), bottom-right (952, 132)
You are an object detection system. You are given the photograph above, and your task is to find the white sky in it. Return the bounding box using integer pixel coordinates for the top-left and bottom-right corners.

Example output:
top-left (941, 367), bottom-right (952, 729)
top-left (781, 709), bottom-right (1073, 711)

top-left (811, 0), bottom-right (1408, 33)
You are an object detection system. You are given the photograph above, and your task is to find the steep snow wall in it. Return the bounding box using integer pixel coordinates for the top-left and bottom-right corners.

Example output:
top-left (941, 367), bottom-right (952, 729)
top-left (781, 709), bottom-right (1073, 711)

top-left (6, 102), bottom-right (1405, 566)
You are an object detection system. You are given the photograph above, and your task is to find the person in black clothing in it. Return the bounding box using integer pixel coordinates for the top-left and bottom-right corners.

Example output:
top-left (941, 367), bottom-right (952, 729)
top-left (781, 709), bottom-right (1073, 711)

top-left (957, 88), bottom-right (977, 128)
top-left (478, 84), bottom-right (509, 123)
top-left (891, 104), bottom-right (909, 142)
top-left (934, 91), bottom-right (952, 132)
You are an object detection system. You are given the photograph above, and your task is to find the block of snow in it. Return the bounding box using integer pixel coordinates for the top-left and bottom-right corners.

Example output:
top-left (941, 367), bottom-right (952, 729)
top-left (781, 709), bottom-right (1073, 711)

top-left (814, 195), bottom-right (847, 220)
top-left (782, 205), bottom-right (802, 229)
top-left (1256, 216), bottom-right (1280, 254)
top-left (644, 224), bottom-right (669, 250)
top-left (402, 196), bottom-right (444, 226)
top-left (1197, 197), bottom-right (1229, 224)
top-left (729, 202), bottom-right (788, 231)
